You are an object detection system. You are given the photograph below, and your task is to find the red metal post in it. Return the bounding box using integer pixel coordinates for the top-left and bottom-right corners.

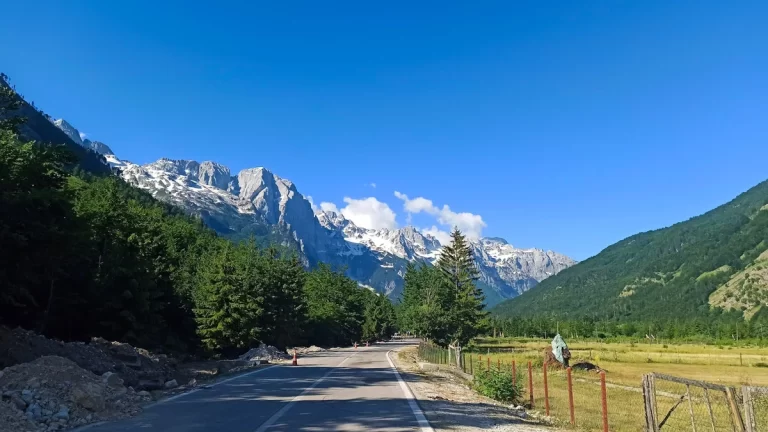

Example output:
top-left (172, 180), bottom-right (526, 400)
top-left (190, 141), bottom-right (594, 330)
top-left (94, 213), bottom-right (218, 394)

top-left (528, 361), bottom-right (534, 408)
top-left (487, 357), bottom-right (490, 371)
top-left (543, 361), bottom-right (550, 416)
top-left (600, 370), bottom-right (609, 432)
top-left (512, 360), bottom-right (516, 387)
top-left (567, 367), bottom-right (575, 425)
top-left (497, 358), bottom-right (500, 370)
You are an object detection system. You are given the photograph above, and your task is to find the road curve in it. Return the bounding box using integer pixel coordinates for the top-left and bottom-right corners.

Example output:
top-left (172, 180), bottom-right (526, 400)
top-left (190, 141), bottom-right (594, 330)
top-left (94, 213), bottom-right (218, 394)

top-left (81, 340), bottom-right (431, 432)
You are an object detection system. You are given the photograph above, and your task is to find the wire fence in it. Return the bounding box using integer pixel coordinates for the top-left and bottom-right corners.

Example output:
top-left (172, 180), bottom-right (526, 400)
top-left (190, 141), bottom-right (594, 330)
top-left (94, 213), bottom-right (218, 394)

top-left (743, 386), bottom-right (768, 432)
top-left (416, 341), bottom-right (768, 432)
top-left (418, 341), bottom-right (620, 431)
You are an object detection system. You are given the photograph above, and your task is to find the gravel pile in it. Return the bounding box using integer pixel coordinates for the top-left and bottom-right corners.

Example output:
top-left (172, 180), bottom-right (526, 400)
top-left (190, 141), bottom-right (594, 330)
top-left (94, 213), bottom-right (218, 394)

top-left (239, 344), bottom-right (291, 362)
top-left (0, 327), bottom-right (176, 390)
top-left (289, 346), bottom-right (327, 355)
top-left (0, 356), bottom-right (151, 431)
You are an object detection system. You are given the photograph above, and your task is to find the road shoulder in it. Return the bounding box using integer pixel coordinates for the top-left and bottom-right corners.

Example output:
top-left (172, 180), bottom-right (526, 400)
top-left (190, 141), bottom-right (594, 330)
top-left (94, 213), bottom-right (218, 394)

top-left (391, 346), bottom-right (550, 432)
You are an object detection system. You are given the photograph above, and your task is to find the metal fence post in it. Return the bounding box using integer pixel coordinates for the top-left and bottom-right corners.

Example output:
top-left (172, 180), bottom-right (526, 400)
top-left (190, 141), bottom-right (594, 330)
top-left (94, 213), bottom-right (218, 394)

top-left (600, 371), bottom-right (609, 432)
top-left (528, 361), bottom-right (534, 408)
top-left (543, 361), bottom-right (550, 416)
top-left (512, 360), bottom-right (516, 387)
top-left (567, 367), bottom-right (575, 425)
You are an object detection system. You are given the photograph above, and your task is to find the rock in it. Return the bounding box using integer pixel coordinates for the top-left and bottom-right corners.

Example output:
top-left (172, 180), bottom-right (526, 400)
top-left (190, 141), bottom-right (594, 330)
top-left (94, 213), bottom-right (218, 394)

top-left (54, 406), bottom-right (69, 420)
top-left (71, 383), bottom-right (105, 411)
top-left (27, 378), bottom-right (41, 389)
top-left (164, 379), bottom-right (178, 389)
top-left (417, 362), bottom-right (439, 372)
top-left (101, 372), bottom-right (124, 388)
top-left (187, 378), bottom-right (197, 387)
top-left (10, 394), bottom-right (27, 410)
top-left (0, 370), bottom-right (4, 379)
top-left (21, 389), bottom-right (34, 404)
top-left (26, 402), bottom-right (42, 420)
top-left (137, 390), bottom-right (151, 398)
top-left (42, 408), bottom-right (53, 416)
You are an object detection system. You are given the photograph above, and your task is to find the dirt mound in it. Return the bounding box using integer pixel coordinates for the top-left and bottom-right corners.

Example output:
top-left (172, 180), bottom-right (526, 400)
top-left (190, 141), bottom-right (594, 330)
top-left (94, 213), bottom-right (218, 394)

top-left (571, 362), bottom-right (602, 372)
top-left (0, 356), bottom-right (151, 431)
top-left (239, 344), bottom-right (291, 362)
top-left (289, 346), bottom-right (326, 355)
top-left (0, 327), bottom-right (176, 390)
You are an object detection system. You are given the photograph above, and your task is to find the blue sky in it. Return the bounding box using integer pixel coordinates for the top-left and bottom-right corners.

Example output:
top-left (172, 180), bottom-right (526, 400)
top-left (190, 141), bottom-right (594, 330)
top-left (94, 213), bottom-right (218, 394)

top-left (2, 1), bottom-right (767, 260)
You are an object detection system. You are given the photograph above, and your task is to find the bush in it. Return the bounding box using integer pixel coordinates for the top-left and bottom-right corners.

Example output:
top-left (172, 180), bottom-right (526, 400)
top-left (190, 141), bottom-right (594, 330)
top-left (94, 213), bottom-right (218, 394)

top-left (473, 367), bottom-right (522, 403)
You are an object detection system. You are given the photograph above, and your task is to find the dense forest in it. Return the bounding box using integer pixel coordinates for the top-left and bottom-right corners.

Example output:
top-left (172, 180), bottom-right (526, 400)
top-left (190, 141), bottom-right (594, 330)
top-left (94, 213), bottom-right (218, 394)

top-left (493, 172), bottom-right (768, 336)
top-left (0, 77), bottom-right (396, 355)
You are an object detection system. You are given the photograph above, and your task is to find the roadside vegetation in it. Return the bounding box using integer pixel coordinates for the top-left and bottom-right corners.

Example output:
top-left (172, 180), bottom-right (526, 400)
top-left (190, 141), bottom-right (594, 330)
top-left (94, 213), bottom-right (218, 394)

top-left (0, 79), bottom-right (397, 357)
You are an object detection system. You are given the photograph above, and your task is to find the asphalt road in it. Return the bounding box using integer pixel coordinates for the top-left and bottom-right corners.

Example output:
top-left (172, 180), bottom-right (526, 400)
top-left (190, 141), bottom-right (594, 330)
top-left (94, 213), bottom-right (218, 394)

top-left (82, 340), bottom-right (432, 432)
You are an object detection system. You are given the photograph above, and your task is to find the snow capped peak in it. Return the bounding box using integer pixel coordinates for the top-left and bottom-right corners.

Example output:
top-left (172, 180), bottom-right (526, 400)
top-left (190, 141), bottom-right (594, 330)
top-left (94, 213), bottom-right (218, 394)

top-left (53, 119), bottom-right (83, 146)
top-left (53, 114), bottom-right (576, 304)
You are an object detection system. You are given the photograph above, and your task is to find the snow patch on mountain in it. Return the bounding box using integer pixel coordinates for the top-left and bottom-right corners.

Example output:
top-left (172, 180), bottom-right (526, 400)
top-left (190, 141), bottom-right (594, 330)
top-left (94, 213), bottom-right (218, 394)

top-left (51, 117), bottom-right (577, 304)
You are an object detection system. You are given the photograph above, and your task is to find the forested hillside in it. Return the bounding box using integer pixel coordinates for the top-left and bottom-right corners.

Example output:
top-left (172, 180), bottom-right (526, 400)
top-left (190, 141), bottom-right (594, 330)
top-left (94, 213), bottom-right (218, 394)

top-left (493, 177), bottom-right (768, 333)
top-left (0, 77), bottom-right (396, 355)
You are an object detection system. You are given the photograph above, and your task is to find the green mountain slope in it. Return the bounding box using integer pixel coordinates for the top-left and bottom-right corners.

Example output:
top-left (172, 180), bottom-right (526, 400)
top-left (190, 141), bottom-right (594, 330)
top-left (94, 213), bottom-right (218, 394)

top-left (493, 179), bottom-right (768, 322)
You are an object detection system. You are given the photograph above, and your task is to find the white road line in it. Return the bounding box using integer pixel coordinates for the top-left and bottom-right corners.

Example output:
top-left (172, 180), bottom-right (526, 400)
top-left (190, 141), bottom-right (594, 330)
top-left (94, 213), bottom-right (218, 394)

top-left (253, 352), bottom-right (357, 432)
top-left (387, 350), bottom-right (435, 432)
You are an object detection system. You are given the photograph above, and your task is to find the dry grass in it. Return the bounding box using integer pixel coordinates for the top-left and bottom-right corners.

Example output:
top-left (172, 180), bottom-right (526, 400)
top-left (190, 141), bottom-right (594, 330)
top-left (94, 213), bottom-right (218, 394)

top-left (464, 339), bottom-right (768, 431)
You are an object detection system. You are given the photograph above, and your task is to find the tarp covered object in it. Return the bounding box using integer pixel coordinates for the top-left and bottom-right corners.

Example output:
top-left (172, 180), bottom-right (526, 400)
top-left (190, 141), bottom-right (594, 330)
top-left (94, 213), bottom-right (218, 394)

top-left (551, 334), bottom-right (568, 364)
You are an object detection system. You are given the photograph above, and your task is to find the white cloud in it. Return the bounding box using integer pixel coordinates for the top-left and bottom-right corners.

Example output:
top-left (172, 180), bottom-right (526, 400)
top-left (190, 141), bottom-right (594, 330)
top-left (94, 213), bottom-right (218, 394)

top-left (422, 226), bottom-right (452, 245)
top-left (394, 191), bottom-right (487, 239)
top-left (370, 182), bottom-right (377, 188)
top-left (79, 132), bottom-right (87, 140)
top-left (339, 197), bottom-right (398, 230)
top-left (306, 195), bottom-right (318, 211)
top-left (319, 202), bottom-right (339, 213)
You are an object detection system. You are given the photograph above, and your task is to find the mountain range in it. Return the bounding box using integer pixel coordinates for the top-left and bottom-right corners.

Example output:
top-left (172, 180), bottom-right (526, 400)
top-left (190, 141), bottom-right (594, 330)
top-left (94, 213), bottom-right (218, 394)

top-left (493, 175), bottom-right (768, 322)
top-left (48, 117), bottom-right (575, 306)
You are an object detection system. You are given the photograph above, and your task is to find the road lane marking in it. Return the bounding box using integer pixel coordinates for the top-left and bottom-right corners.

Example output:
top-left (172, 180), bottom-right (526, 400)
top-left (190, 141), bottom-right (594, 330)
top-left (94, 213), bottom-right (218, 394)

top-left (387, 350), bottom-right (435, 432)
top-left (253, 352), bottom-right (357, 432)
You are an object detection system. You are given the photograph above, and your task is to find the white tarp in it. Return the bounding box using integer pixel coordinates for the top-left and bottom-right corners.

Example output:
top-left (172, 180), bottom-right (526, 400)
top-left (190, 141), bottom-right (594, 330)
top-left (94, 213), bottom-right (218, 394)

top-left (551, 333), bottom-right (568, 364)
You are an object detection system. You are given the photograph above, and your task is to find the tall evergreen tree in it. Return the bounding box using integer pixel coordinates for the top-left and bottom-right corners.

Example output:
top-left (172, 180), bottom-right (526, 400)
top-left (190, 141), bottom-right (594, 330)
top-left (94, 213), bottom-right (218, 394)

top-left (437, 227), bottom-right (487, 347)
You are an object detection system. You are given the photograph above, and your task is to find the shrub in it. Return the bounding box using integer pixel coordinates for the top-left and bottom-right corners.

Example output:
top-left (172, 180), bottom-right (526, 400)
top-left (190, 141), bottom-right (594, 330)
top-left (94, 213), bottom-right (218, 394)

top-left (755, 362), bottom-right (768, 368)
top-left (473, 367), bottom-right (522, 403)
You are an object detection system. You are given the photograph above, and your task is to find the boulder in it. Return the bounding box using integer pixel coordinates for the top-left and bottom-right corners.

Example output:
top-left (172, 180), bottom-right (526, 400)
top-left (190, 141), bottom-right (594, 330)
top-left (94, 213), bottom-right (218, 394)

top-left (71, 382), bottom-right (105, 412)
top-left (102, 372), bottom-right (124, 388)
top-left (163, 379), bottom-right (178, 389)
top-left (417, 362), bottom-right (439, 372)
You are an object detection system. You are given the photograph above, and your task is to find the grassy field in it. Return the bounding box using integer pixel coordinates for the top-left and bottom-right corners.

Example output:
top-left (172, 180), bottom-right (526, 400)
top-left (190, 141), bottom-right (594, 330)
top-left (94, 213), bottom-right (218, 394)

top-left (463, 338), bottom-right (768, 431)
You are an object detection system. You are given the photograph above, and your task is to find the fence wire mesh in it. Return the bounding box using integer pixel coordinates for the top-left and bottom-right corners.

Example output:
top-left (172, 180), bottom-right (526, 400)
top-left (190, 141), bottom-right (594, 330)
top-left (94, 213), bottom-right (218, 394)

top-left (744, 386), bottom-right (768, 432)
top-left (416, 341), bottom-right (768, 432)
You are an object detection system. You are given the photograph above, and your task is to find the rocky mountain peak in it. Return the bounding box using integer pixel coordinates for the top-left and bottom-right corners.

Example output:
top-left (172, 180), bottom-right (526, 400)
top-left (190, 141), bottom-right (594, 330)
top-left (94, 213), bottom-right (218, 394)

top-left (198, 161), bottom-right (230, 190)
top-left (44, 116), bottom-right (575, 305)
top-left (84, 140), bottom-right (114, 156)
top-left (52, 119), bottom-right (83, 146)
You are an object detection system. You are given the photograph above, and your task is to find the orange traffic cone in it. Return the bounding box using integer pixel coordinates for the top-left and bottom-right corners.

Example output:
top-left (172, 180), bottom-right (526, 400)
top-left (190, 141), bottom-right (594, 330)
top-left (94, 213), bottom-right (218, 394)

top-left (292, 349), bottom-right (298, 366)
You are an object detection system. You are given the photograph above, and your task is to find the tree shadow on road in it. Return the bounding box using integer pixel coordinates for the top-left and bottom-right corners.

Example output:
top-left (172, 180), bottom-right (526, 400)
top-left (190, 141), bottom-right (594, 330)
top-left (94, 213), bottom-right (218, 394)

top-left (80, 342), bottom-right (547, 431)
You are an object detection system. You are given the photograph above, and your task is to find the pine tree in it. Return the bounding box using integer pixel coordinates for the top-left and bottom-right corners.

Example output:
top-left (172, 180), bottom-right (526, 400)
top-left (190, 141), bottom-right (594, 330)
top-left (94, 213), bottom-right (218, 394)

top-left (437, 227), bottom-right (487, 347)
